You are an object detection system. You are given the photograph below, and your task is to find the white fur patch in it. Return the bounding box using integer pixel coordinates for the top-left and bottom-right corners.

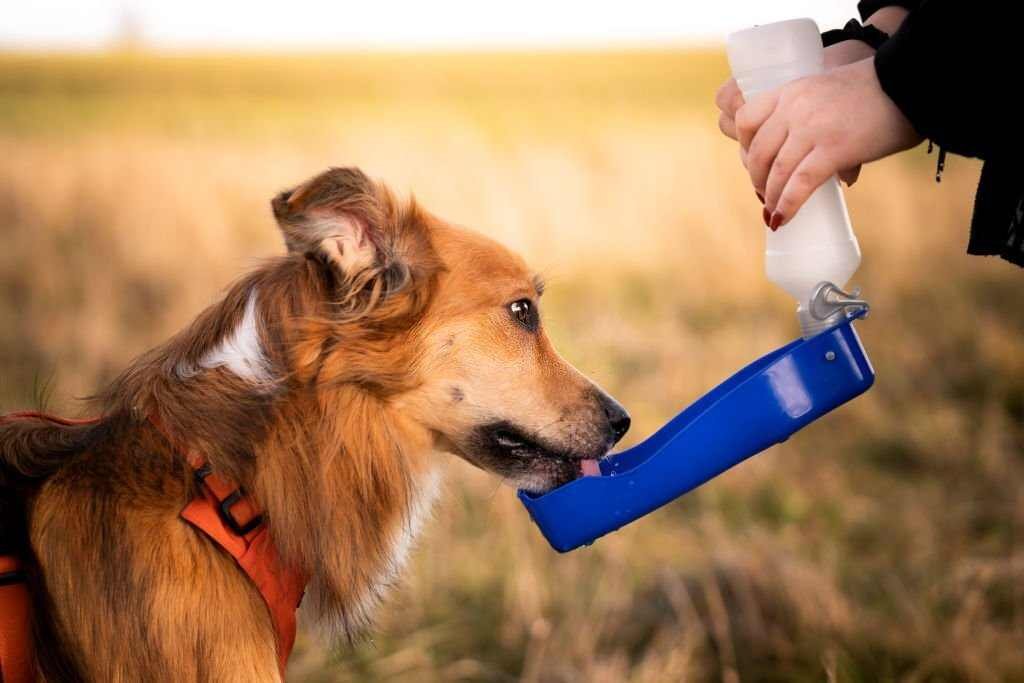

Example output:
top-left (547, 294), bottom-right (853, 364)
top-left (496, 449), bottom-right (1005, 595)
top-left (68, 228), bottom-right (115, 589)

top-left (196, 290), bottom-right (273, 384)
top-left (319, 464), bottom-right (443, 637)
top-left (386, 465), bottom-right (443, 582)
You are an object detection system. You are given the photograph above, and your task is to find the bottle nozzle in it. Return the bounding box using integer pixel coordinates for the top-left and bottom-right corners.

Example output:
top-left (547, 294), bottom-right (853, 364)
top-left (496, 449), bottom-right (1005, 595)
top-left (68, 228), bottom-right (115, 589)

top-left (798, 281), bottom-right (869, 338)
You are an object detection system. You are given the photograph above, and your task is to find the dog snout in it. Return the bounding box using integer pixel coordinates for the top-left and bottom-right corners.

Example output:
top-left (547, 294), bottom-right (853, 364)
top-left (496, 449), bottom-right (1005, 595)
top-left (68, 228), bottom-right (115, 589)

top-left (596, 391), bottom-right (631, 446)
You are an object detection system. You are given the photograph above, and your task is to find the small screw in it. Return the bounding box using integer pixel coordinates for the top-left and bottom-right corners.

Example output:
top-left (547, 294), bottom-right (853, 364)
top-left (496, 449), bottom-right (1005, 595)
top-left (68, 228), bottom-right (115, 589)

top-left (825, 351), bottom-right (836, 361)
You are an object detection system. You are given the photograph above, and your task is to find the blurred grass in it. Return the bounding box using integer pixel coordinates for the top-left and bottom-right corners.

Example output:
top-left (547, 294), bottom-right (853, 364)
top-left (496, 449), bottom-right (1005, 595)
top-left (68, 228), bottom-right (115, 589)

top-left (2, 49), bottom-right (1023, 682)
top-left (0, 51), bottom-right (725, 140)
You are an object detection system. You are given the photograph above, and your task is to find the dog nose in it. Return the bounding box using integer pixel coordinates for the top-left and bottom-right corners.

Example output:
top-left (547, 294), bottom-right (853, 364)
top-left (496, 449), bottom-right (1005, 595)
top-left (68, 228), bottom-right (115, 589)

top-left (599, 393), bottom-right (631, 445)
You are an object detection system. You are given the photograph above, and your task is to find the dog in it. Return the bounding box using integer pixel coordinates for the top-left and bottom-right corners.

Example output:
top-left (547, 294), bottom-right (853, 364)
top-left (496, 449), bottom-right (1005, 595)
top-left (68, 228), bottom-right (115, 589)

top-left (0, 167), bottom-right (630, 682)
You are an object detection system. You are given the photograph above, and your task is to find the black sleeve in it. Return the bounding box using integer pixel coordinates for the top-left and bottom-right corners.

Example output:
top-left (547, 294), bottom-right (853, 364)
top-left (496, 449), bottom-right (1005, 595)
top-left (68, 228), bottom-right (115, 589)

top-left (857, 0), bottom-right (923, 23)
top-left (873, 0), bottom-right (1022, 161)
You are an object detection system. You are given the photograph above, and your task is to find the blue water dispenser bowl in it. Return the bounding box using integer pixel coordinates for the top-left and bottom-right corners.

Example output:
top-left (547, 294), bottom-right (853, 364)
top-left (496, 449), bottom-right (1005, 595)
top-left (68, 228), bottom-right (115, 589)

top-left (518, 301), bottom-right (873, 553)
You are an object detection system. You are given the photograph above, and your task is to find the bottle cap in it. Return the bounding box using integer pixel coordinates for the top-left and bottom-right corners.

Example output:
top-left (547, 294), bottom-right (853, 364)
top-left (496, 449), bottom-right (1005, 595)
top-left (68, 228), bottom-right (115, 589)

top-left (726, 18), bottom-right (823, 75)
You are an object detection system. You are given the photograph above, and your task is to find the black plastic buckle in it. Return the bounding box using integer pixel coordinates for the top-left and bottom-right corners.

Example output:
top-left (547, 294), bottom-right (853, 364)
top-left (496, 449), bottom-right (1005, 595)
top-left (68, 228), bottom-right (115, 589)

top-left (0, 569), bottom-right (27, 586)
top-left (218, 490), bottom-right (264, 536)
top-left (194, 464), bottom-right (264, 536)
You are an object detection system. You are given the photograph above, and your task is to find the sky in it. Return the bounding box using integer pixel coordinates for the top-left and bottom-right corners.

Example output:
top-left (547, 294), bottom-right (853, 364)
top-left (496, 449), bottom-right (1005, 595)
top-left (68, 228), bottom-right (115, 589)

top-left (0, 0), bottom-right (855, 50)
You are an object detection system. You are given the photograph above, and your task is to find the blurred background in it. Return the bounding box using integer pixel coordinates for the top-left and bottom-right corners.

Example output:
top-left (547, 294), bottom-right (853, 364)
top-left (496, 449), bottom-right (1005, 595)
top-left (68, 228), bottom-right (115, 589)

top-left (2, 1), bottom-right (1023, 681)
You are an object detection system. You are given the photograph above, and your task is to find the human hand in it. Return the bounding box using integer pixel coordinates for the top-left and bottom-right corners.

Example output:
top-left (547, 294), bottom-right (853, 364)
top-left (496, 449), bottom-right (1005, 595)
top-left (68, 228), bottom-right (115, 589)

top-left (716, 38), bottom-right (876, 145)
top-left (735, 56), bottom-right (922, 228)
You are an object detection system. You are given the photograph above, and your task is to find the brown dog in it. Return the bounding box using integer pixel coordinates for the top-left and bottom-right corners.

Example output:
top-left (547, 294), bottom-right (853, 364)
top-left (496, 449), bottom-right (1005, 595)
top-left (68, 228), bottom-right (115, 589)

top-left (0, 167), bottom-right (629, 682)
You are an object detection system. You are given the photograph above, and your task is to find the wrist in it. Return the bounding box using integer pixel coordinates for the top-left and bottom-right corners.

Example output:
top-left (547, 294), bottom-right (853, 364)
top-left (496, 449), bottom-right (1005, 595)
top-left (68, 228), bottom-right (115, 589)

top-left (864, 6), bottom-right (909, 35)
top-left (823, 39), bottom-right (876, 70)
top-left (856, 56), bottom-right (922, 159)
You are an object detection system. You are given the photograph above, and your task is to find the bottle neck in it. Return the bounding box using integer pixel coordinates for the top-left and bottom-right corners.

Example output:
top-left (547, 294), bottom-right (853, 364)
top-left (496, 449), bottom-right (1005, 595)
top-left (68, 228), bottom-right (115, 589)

top-left (797, 304), bottom-right (838, 339)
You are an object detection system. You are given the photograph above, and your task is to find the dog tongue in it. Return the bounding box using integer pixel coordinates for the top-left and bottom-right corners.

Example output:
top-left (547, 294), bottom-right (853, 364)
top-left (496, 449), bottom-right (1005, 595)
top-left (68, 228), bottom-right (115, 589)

top-left (580, 459), bottom-right (601, 477)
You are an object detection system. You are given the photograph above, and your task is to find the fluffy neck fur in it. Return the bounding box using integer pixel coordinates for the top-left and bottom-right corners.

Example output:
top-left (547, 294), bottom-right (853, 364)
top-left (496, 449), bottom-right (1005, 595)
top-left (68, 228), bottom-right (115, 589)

top-left (96, 251), bottom-right (441, 639)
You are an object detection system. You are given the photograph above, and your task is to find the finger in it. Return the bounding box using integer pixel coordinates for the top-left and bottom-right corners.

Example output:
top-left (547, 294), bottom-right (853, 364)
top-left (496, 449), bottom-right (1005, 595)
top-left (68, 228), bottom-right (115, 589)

top-left (839, 165), bottom-right (862, 186)
top-left (745, 114), bottom-right (789, 194)
top-left (734, 91), bottom-right (779, 151)
top-left (738, 145), bottom-right (748, 170)
top-left (772, 149), bottom-right (836, 227)
top-left (763, 133), bottom-right (814, 212)
top-left (718, 112), bottom-right (737, 140)
top-left (714, 79), bottom-right (745, 117)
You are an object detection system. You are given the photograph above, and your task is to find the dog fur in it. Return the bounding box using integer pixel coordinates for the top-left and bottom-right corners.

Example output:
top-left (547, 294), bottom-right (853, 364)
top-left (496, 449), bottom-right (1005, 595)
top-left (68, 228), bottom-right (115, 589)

top-left (0, 167), bottom-right (629, 682)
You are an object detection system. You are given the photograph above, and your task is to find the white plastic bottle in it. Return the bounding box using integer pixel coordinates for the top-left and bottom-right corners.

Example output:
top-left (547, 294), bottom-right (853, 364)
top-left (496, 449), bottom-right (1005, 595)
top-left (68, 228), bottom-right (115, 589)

top-left (726, 18), bottom-right (862, 337)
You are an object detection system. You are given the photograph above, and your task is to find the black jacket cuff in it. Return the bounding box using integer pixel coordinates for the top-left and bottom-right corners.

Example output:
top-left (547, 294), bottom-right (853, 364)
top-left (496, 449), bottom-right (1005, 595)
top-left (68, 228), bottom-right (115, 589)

top-left (872, 1), bottom-right (992, 159)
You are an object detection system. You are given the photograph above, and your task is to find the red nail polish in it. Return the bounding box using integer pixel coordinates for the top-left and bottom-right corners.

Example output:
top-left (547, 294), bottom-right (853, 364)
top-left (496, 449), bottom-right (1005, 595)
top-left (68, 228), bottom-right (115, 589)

top-left (755, 191), bottom-right (764, 204)
top-left (762, 207), bottom-right (771, 227)
top-left (769, 211), bottom-right (783, 231)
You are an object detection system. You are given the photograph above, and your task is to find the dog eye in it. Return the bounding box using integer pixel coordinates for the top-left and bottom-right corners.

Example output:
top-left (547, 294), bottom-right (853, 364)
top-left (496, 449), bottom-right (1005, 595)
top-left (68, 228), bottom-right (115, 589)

top-left (508, 299), bottom-right (538, 332)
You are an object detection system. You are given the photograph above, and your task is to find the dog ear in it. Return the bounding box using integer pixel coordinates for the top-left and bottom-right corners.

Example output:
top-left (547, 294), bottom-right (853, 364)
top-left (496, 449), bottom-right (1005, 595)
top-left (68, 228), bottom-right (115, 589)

top-left (271, 167), bottom-right (384, 280)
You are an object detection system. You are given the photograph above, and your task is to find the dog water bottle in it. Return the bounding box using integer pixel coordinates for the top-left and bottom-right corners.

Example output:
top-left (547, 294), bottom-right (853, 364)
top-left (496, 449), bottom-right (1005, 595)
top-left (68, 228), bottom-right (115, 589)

top-left (727, 18), bottom-right (866, 337)
top-left (518, 17), bottom-right (877, 553)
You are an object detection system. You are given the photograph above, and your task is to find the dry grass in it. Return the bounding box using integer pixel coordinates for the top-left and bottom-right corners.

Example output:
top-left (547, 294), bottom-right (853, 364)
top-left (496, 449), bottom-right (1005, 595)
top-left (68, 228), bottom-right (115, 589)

top-left (2, 50), bottom-right (1023, 682)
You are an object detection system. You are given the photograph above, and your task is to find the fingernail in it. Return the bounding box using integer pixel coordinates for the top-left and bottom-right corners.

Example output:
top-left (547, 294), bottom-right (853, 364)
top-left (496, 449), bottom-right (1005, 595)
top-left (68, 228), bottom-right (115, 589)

top-left (762, 207), bottom-right (771, 227)
top-left (769, 211), bottom-right (784, 231)
top-left (755, 191), bottom-right (764, 204)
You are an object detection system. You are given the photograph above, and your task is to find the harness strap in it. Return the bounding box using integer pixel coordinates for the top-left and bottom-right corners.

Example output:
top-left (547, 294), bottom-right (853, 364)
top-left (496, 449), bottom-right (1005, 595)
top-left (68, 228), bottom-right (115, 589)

top-left (0, 412), bottom-right (73, 683)
top-left (0, 556), bottom-right (34, 683)
top-left (151, 417), bottom-right (308, 678)
top-left (0, 411), bottom-right (306, 681)
top-left (180, 455), bottom-right (307, 676)
top-left (0, 411), bottom-right (100, 427)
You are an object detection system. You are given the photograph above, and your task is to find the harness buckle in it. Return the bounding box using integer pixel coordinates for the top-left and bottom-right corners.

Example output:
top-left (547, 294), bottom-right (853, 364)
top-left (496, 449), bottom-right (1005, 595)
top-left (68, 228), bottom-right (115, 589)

top-left (218, 490), bottom-right (264, 536)
top-left (193, 463), bottom-right (265, 536)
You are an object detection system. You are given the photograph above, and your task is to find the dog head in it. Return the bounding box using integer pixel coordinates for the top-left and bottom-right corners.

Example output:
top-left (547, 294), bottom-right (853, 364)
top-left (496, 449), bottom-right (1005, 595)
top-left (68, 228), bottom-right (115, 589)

top-left (272, 167), bottom-right (630, 493)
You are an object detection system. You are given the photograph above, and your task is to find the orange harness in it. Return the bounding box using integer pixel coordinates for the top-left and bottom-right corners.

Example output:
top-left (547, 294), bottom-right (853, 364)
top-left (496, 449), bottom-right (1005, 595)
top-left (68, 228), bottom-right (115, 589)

top-left (178, 453), bottom-right (308, 676)
top-left (0, 555), bottom-right (33, 683)
top-left (0, 412), bottom-right (307, 682)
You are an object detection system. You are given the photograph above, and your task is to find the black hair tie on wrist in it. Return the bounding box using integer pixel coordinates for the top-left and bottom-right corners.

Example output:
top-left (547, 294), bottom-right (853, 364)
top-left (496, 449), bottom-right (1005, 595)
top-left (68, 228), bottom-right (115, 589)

top-left (821, 19), bottom-right (890, 49)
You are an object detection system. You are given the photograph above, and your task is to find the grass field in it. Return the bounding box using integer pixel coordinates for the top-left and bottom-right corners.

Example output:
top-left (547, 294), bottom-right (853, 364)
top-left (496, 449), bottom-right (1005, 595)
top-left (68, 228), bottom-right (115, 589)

top-left (2, 49), bottom-right (1023, 682)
